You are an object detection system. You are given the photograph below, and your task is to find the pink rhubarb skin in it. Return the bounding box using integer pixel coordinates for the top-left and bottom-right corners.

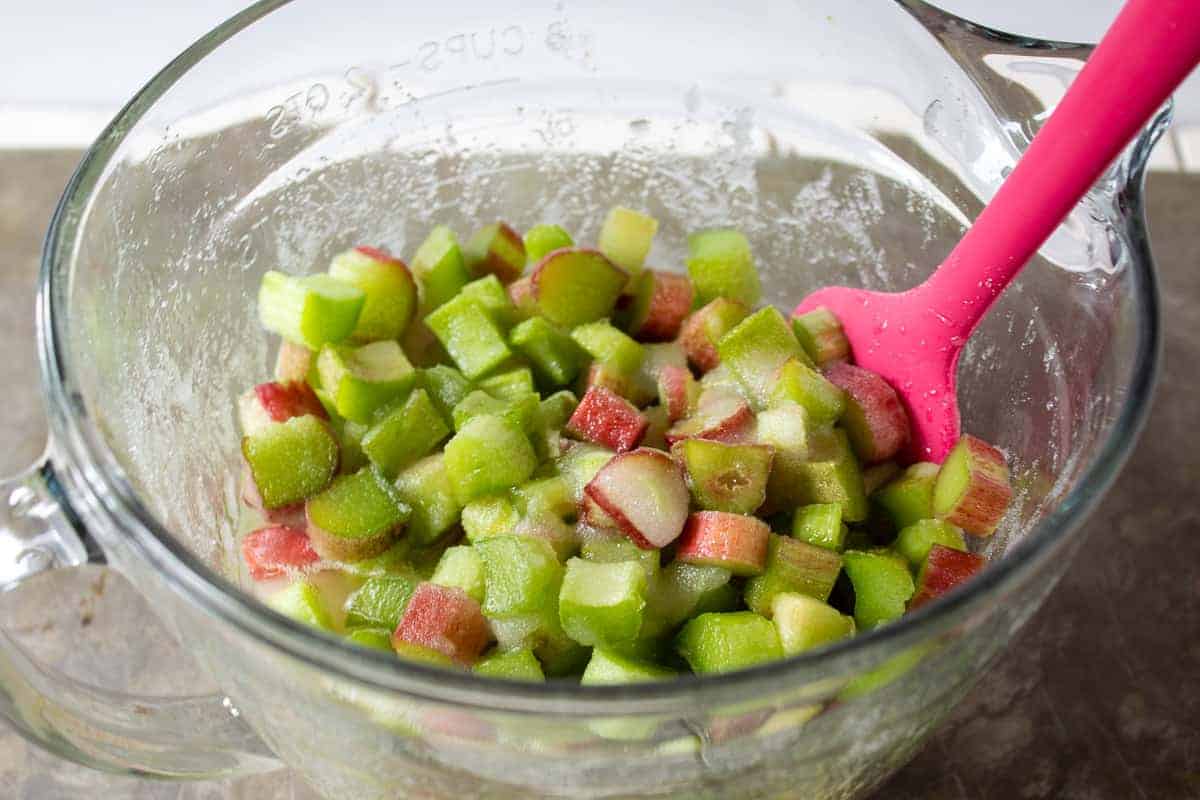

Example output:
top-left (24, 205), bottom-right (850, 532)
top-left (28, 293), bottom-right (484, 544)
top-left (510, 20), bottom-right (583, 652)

top-left (794, 0), bottom-right (1200, 463)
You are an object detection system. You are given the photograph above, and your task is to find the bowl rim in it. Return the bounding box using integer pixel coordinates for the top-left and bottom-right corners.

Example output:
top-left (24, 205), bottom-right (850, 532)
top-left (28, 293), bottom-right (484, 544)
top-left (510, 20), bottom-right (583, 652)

top-left (36, 0), bottom-right (1162, 715)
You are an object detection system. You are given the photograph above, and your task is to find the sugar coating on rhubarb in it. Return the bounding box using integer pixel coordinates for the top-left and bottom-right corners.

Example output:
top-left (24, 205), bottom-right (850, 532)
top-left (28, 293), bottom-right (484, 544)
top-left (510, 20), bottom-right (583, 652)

top-left (558, 557), bottom-right (648, 646)
top-left (584, 448), bottom-right (690, 550)
top-left (474, 647), bottom-right (546, 681)
top-left (676, 611), bottom-right (782, 675)
top-left (242, 415), bottom-right (339, 509)
top-left (305, 466), bottom-right (411, 561)
top-left (328, 246), bottom-right (417, 342)
top-left (443, 413), bottom-right (538, 504)
top-left (411, 225), bottom-right (470, 312)
top-left (531, 248), bottom-right (628, 328)
top-left (524, 224), bottom-right (574, 264)
top-left (464, 222), bottom-right (526, 284)
top-left (932, 435), bottom-right (1013, 537)
top-left (258, 271), bottom-right (365, 350)
top-left (686, 229), bottom-right (761, 308)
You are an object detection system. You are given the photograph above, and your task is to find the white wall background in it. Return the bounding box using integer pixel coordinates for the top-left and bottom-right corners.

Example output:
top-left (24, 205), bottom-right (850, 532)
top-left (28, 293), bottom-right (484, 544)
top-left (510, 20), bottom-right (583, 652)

top-left (1, 1), bottom-right (1195, 147)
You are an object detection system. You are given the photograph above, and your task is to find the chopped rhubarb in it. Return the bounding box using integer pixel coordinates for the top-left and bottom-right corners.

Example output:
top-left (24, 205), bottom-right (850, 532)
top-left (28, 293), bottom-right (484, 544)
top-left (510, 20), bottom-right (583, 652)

top-left (664, 387), bottom-right (754, 446)
top-left (238, 380), bottom-right (326, 436)
top-left (463, 221), bottom-right (526, 283)
top-left (394, 583), bottom-right (491, 666)
top-left (686, 229), bottom-right (761, 308)
top-left (932, 434), bottom-right (1013, 537)
top-left (241, 525), bottom-right (320, 580)
top-left (626, 270), bottom-right (693, 342)
top-left (673, 438), bottom-right (773, 515)
top-left (657, 364), bottom-right (699, 422)
top-left (791, 306), bottom-right (850, 365)
top-left (675, 511), bottom-right (770, 576)
top-left (565, 385), bottom-right (648, 453)
top-left (531, 248), bottom-right (628, 328)
top-left (598, 206), bottom-right (658, 279)
top-left (823, 362), bottom-right (910, 464)
top-left (274, 341), bottom-right (314, 383)
top-left (328, 246), bottom-right (417, 342)
top-left (909, 544), bottom-right (987, 609)
top-left (679, 298), bottom-right (748, 373)
top-left (584, 448), bottom-right (690, 549)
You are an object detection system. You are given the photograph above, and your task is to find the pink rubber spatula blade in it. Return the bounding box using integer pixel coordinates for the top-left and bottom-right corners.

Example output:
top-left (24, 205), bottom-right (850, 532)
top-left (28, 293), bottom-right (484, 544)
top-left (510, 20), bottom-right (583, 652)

top-left (794, 0), bottom-right (1200, 463)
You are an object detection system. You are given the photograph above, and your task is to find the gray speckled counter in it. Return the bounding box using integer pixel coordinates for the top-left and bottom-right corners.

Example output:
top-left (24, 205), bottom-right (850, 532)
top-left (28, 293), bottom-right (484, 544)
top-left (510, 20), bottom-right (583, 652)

top-left (0, 152), bottom-right (1196, 800)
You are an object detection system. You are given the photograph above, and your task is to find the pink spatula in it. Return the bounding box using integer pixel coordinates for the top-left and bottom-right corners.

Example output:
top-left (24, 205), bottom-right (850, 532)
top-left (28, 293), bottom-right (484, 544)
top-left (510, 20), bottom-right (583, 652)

top-left (793, 0), bottom-right (1200, 463)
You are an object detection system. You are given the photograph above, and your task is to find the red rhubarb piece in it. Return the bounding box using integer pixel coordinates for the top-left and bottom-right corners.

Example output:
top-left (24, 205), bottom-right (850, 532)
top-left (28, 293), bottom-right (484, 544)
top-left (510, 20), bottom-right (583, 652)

top-left (909, 544), bottom-right (987, 609)
top-left (394, 583), bottom-right (491, 666)
top-left (823, 362), bottom-right (909, 464)
top-left (566, 385), bottom-right (648, 453)
top-left (241, 525), bottom-right (320, 580)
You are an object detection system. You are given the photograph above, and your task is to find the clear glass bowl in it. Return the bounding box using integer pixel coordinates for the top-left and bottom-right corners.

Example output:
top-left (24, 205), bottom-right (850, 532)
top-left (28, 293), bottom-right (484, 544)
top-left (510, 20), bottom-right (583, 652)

top-left (0, 1), bottom-right (1160, 798)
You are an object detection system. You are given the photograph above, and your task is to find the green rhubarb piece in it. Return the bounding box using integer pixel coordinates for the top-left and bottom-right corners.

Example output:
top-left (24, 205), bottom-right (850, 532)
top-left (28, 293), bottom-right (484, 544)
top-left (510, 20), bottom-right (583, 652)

top-left (771, 593), bottom-right (855, 655)
top-left (431, 546), bottom-right (486, 603)
top-left (340, 539), bottom-right (413, 578)
top-left (473, 647), bottom-right (546, 681)
top-left (425, 294), bottom-right (512, 379)
top-left (581, 648), bottom-right (676, 684)
top-left (539, 390), bottom-right (579, 430)
top-left (344, 573), bottom-right (420, 629)
top-left (717, 307), bottom-right (805, 409)
top-left (570, 320), bottom-right (644, 376)
top-left (345, 627), bottom-right (394, 651)
top-left (769, 357), bottom-right (845, 426)
top-left (755, 402), bottom-right (813, 514)
top-left (267, 581), bottom-right (334, 630)
top-left (894, 519), bottom-right (967, 569)
top-left (581, 534), bottom-right (660, 584)
top-left (598, 206), bottom-right (658, 279)
top-left (258, 271), bottom-right (365, 350)
top-left (676, 611), bottom-right (782, 675)
top-left (476, 536), bottom-right (564, 618)
top-left (932, 435), bottom-right (1012, 536)
top-left (464, 222), bottom-right (526, 283)
top-left (744, 534), bottom-right (843, 616)
top-left (360, 389), bottom-right (449, 477)
top-left (451, 391), bottom-right (539, 440)
top-left (478, 366), bottom-right (536, 400)
top-left (392, 454), bottom-right (462, 546)
top-left (515, 514), bottom-right (578, 561)
top-left (686, 229), bottom-right (761, 308)
top-left (328, 247), bottom-right (417, 342)
top-left (419, 365), bottom-right (473, 426)
top-left (792, 503), bottom-right (848, 552)
top-left (242, 415), bottom-right (339, 509)
top-left (673, 438), bottom-right (773, 515)
top-left (513, 476), bottom-right (575, 520)
top-left (555, 443), bottom-right (615, 504)
top-left (641, 562), bottom-right (733, 639)
top-left (461, 495), bottom-right (521, 543)
top-left (411, 225), bottom-right (470, 312)
top-left (444, 414), bottom-right (538, 504)
top-left (306, 466), bottom-right (411, 561)
top-left (524, 224), bottom-right (574, 263)
top-left (681, 298), bottom-right (748, 372)
top-left (558, 558), bottom-right (648, 646)
top-left (461, 274), bottom-right (520, 329)
top-left (791, 307), bottom-right (850, 365)
top-left (317, 340), bottom-right (417, 424)
top-left (793, 429), bottom-right (869, 522)
top-left (873, 463), bottom-right (938, 530)
top-left (842, 549), bottom-right (915, 629)
top-left (510, 316), bottom-right (588, 387)
top-left (531, 248), bottom-right (628, 328)
top-left (392, 641), bottom-right (457, 667)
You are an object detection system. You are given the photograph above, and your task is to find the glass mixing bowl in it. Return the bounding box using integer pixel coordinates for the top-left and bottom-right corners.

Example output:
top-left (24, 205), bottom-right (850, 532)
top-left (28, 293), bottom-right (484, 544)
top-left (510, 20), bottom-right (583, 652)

top-left (0, 1), bottom-right (1160, 797)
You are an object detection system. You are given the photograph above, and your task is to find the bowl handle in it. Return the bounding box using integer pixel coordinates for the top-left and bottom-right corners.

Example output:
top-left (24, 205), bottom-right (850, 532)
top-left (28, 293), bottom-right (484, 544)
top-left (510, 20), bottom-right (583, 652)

top-left (0, 454), bottom-right (281, 779)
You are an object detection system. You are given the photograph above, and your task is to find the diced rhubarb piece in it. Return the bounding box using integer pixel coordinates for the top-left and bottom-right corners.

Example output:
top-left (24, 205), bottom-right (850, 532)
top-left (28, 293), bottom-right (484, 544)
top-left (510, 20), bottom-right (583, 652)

top-left (771, 593), bottom-right (855, 655)
top-left (515, 511), bottom-right (579, 561)
top-left (478, 366), bottom-right (536, 400)
top-left (874, 462), bottom-right (940, 530)
top-left (578, 361), bottom-right (641, 405)
top-left (460, 274), bottom-right (518, 326)
top-left (513, 476), bottom-right (575, 520)
top-left (392, 641), bottom-right (457, 667)
top-left (267, 581), bottom-right (334, 630)
top-left (242, 416), bottom-right (339, 509)
top-left (657, 365), bottom-right (699, 422)
top-left (932, 435), bottom-right (1013, 537)
top-left (531, 247), bottom-right (628, 328)
top-left (452, 391), bottom-right (539, 439)
top-left (317, 340), bottom-right (417, 424)
top-left (909, 544), bottom-right (987, 609)
top-left (474, 647), bottom-right (546, 681)
top-left (686, 229), bottom-right (761, 308)
top-left (558, 557), bottom-right (648, 646)
top-left (238, 380), bottom-right (327, 436)
top-left (769, 358), bottom-right (845, 426)
top-left (580, 494), bottom-right (618, 530)
top-left (523, 223), bottom-right (574, 263)
top-left (328, 246), bottom-right (418, 342)
top-left (476, 536), bottom-right (564, 618)
top-left (555, 442), bottom-right (615, 504)
top-left (673, 439), bottom-right (773, 514)
top-left (791, 503), bottom-right (847, 552)
top-left (842, 549), bottom-right (915, 629)
top-left (411, 225), bottom-right (470, 312)
top-left (679, 298), bottom-right (748, 373)
top-left (862, 462), bottom-right (901, 496)
top-left (565, 385), bottom-right (648, 453)
top-left (581, 533), bottom-right (660, 583)
top-left (394, 582), bottom-right (491, 665)
top-left (419, 365), bottom-right (472, 427)
top-left (463, 222), bottom-right (526, 283)
top-left (345, 628), bottom-right (394, 651)
top-left (584, 448), bottom-right (690, 549)
top-left (571, 320), bottom-right (644, 376)
top-left (258, 271), bottom-right (365, 350)
top-left (391, 455), bottom-right (461, 546)
top-left (360, 389), bottom-right (449, 477)
top-left (430, 545), bottom-right (486, 603)
top-left (894, 519), bottom-right (967, 568)
top-left (424, 294), bottom-right (513, 379)
top-left (823, 362), bottom-right (909, 464)
top-left (676, 611), bottom-right (782, 675)
top-left (461, 494), bottom-right (521, 544)
top-left (506, 276), bottom-right (538, 321)
top-left (675, 511), bottom-right (770, 576)
top-left (582, 647), bottom-right (676, 684)
top-left (626, 270), bottom-right (692, 342)
top-left (717, 307), bottom-right (806, 409)
top-left (745, 535), bottom-right (843, 615)
top-left (598, 206), bottom-right (658, 279)
top-left (640, 561), bottom-right (734, 639)
top-left (240, 464), bottom-right (308, 525)
top-left (664, 387), bottom-right (754, 446)
top-left (241, 525), bottom-right (319, 580)
top-left (629, 341), bottom-right (685, 407)
top-left (794, 428), bottom-right (869, 522)
top-left (274, 340), bottom-right (314, 383)
top-left (443, 414), bottom-right (538, 504)
top-left (639, 404), bottom-right (670, 450)
top-left (305, 466), bottom-right (410, 561)
top-left (510, 316), bottom-right (588, 387)
top-left (538, 390), bottom-right (578, 431)
top-left (791, 307), bottom-right (850, 365)
top-left (344, 573), bottom-right (421, 629)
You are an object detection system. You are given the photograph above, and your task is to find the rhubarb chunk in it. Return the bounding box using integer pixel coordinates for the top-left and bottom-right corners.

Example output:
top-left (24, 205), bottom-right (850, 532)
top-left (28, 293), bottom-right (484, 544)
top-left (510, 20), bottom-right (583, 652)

top-left (823, 362), bottom-right (909, 464)
top-left (842, 549), bottom-right (914, 629)
top-left (565, 385), bottom-right (647, 453)
top-left (431, 545), bottom-right (486, 603)
top-left (657, 365), bottom-right (699, 422)
top-left (328, 246), bottom-right (417, 341)
top-left (874, 462), bottom-right (940, 530)
top-left (676, 611), bottom-right (782, 675)
top-left (242, 415), bottom-right (339, 509)
top-left (392, 454), bottom-right (463, 546)
top-left (792, 428), bottom-right (869, 523)
top-left (443, 414), bottom-right (538, 504)
top-left (394, 582), bottom-right (491, 665)
top-left (626, 270), bottom-right (692, 342)
top-left (425, 294), bottom-right (513, 379)
top-left (258, 271), bottom-right (365, 350)
top-left (474, 647), bottom-right (546, 681)
top-left (791, 307), bottom-right (850, 365)
top-left (791, 503), bottom-right (847, 552)
top-left (769, 358), bottom-right (846, 427)
top-left (238, 380), bottom-right (327, 436)
top-left (558, 558), bottom-right (648, 646)
top-left (673, 439), bottom-right (773, 514)
top-left (664, 387), bottom-right (754, 447)
top-left (744, 535), bottom-right (843, 615)
top-left (718, 306), bottom-right (805, 409)
top-left (640, 561), bottom-right (735, 638)
top-left (274, 341), bottom-right (314, 384)
top-left (538, 390), bottom-right (578, 430)
top-left (675, 511), bottom-right (770, 576)
top-left (478, 366), bottom-right (536, 401)
top-left (344, 573), bottom-right (420, 629)
top-left (241, 525), bottom-right (319, 580)
top-left (476, 536), bottom-right (564, 618)
top-left (571, 320), bottom-right (644, 376)
top-left (411, 225), bottom-right (470, 312)
top-left (679, 298), bottom-right (748, 373)
top-left (419, 365), bottom-right (473, 426)
top-left (771, 593), bottom-right (855, 655)
top-left (555, 442), bottom-right (615, 504)
top-left (581, 647), bottom-right (676, 684)
top-left (686, 229), bottom-right (762, 308)
top-left (894, 519), bottom-right (967, 568)
top-left (317, 340), bottom-right (417, 424)
top-left (345, 628), bottom-right (394, 651)
top-left (267, 581), bottom-right (334, 631)
top-left (523, 223), bottom-right (574, 263)
top-left (932, 435), bottom-right (1013, 537)
top-left (909, 544), bottom-right (987, 608)
top-left (584, 448), bottom-right (690, 550)
top-left (598, 206), bottom-right (658, 279)
top-left (510, 316), bottom-right (588, 387)
top-left (531, 248), bottom-right (628, 328)
top-left (361, 389), bottom-right (450, 477)
top-left (306, 466), bottom-right (411, 561)
top-left (463, 222), bottom-right (526, 283)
